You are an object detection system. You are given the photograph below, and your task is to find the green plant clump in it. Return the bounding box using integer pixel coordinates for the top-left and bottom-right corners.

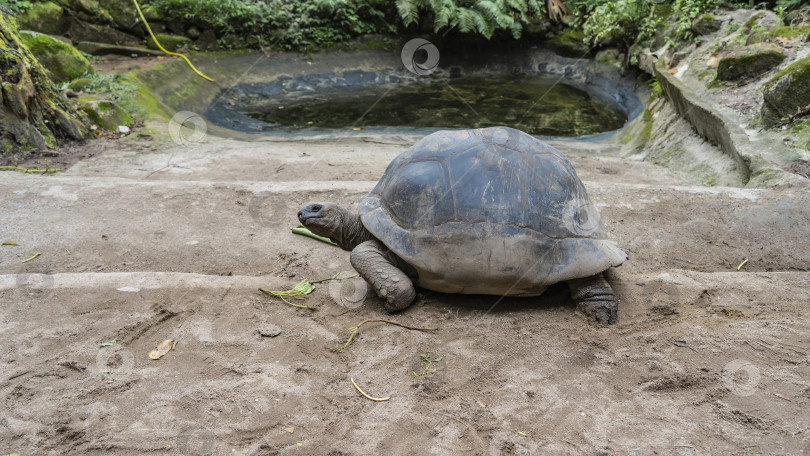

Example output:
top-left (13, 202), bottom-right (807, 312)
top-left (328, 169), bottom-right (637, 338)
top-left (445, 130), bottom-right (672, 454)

top-left (395, 0), bottom-right (547, 39)
top-left (148, 0), bottom-right (396, 50)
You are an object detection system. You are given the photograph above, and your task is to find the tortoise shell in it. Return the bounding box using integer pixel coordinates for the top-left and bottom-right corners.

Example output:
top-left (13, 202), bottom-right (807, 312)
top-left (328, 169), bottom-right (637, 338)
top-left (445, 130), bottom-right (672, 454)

top-left (358, 127), bottom-right (625, 296)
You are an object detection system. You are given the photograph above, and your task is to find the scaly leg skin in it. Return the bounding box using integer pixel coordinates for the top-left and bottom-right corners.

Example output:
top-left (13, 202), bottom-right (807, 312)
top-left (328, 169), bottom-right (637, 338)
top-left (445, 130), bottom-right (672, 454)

top-left (568, 273), bottom-right (618, 324)
top-left (350, 240), bottom-right (416, 312)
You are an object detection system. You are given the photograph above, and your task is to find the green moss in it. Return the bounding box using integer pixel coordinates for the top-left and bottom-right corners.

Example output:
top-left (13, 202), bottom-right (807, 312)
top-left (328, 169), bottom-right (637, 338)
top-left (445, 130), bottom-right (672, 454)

top-left (19, 32), bottom-right (95, 83)
top-left (640, 109), bottom-right (654, 142)
top-left (19, 1), bottom-right (67, 35)
top-left (748, 25), bottom-right (810, 44)
top-left (123, 70), bottom-right (169, 120)
top-left (547, 29), bottom-right (589, 56)
top-left (716, 44), bottom-right (785, 82)
top-left (68, 77), bottom-right (94, 91)
top-left (688, 163), bottom-right (720, 186)
top-left (765, 55), bottom-right (810, 85)
top-left (80, 98), bottom-right (132, 130)
top-left (742, 12), bottom-right (767, 32)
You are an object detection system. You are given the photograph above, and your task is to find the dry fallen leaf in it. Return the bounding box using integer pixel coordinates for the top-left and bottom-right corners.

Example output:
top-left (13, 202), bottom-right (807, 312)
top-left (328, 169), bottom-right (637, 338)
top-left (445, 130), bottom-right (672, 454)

top-left (281, 426), bottom-right (295, 433)
top-left (148, 339), bottom-right (177, 360)
top-left (771, 392), bottom-right (791, 402)
top-left (668, 68), bottom-right (679, 74)
top-left (2, 241), bottom-right (18, 246)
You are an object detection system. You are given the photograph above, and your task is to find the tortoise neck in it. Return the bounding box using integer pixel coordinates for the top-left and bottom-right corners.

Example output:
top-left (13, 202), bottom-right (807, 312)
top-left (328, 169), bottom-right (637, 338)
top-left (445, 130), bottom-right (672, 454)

top-left (339, 210), bottom-right (376, 251)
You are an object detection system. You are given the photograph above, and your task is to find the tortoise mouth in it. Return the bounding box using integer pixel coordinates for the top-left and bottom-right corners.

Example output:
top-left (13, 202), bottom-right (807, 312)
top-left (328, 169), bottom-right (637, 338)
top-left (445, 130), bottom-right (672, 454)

top-left (299, 215), bottom-right (319, 225)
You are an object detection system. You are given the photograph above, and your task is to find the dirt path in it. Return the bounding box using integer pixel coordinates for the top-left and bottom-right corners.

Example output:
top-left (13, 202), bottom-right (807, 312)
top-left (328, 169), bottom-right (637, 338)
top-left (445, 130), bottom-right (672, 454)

top-left (1, 128), bottom-right (809, 455)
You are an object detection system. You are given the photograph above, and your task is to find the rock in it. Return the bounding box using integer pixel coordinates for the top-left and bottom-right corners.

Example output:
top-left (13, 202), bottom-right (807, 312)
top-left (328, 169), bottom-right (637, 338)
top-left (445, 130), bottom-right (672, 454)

top-left (186, 26), bottom-right (200, 40)
top-left (716, 43), bottom-right (785, 82)
top-left (68, 77), bottom-right (94, 91)
top-left (61, 0), bottom-right (100, 15)
top-left (196, 29), bottom-right (218, 51)
top-left (146, 33), bottom-right (191, 52)
top-left (117, 125), bottom-right (130, 134)
top-left (595, 49), bottom-right (624, 70)
top-left (746, 25), bottom-right (810, 45)
top-left (760, 55), bottom-right (810, 127)
top-left (668, 43), bottom-right (696, 68)
top-left (76, 41), bottom-right (163, 57)
top-left (547, 29), bottom-right (590, 58)
top-left (19, 1), bottom-right (69, 35)
top-left (741, 10), bottom-right (783, 31)
top-left (67, 17), bottom-right (141, 46)
top-left (80, 99), bottom-right (132, 131)
top-left (19, 31), bottom-right (95, 83)
top-left (98, 0), bottom-right (143, 36)
top-left (692, 14), bottom-right (722, 36)
top-left (256, 324), bottom-right (282, 338)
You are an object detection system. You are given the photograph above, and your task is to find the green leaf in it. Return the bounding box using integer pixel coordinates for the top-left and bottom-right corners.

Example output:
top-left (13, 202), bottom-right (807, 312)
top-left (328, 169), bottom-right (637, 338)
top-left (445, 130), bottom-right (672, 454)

top-left (99, 339), bottom-right (117, 347)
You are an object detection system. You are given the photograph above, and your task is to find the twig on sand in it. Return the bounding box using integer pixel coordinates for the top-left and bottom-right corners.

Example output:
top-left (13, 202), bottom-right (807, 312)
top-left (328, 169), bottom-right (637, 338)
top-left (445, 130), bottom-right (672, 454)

top-left (333, 319), bottom-right (438, 352)
top-left (350, 377), bottom-right (390, 402)
top-left (21, 252), bottom-right (41, 263)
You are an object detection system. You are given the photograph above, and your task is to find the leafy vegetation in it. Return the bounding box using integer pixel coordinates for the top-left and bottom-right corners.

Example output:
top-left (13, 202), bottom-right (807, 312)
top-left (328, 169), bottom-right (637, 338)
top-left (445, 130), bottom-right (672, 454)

top-left (395, 0), bottom-right (547, 39)
top-left (3, 0), bottom-right (801, 53)
top-left (0, 0), bottom-right (32, 14)
top-left (147, 0), bottom-right (396, 50)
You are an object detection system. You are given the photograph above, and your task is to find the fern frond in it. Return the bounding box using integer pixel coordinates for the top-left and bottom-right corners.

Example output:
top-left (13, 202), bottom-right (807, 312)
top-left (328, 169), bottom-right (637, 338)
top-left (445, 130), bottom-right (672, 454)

top-left (396, 0), bottom-right (420, 25)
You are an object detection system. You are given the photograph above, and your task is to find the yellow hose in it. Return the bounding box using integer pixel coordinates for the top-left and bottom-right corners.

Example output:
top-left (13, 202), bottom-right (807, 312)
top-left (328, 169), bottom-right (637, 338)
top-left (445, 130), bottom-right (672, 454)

top-left (131, 0), bottom-right (214, 82)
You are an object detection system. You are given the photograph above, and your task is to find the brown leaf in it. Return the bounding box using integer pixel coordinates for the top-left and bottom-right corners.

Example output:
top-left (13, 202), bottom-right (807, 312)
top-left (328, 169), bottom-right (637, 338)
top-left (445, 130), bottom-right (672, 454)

top-left (148, 339), bottom-right (177, 360)
top-left (281, 426), bottom-right (295, 433)
top-left (771, 392), bottom-right (791, 402)
top-left (668, 68), bottom-right (679, 74)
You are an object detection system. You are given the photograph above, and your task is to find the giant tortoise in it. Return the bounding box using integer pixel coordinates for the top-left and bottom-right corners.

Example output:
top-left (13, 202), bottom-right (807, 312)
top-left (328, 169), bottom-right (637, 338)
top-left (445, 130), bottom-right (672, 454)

top-left (298, 127), bottom-right (626, 323)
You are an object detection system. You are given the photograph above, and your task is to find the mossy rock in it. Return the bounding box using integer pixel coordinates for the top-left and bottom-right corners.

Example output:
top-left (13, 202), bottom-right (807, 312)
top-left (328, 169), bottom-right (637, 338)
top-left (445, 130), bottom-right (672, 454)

top-left (761, 55), bottom-right (810, 127)
top-left (146, 33), bottom-right (191, 52)
top-left (716, 43), bottom-right (785, 82)
top-left (68, 77), bottom-right (94, 91)
top-left (80, 98), bottom-right (132, 130)
top-left (67, 18), bottom-right (141, 46)
top-left (547, 29), bottom-right (590, 58)
top-left (741, 11), bottom-right (782, 32)
top-left (692, 14), bottom-right (722, 36)
top-left (747, 25), bottom-right (810, 45)
top-left (98, 0), bottom-right (142, 35)
top-left (19, 31), bottom-right (96, 83)
top-left (77, 41), bottom-right (163, 57)
top-left (19, 1), bottom-right (69, 35)
top-left (595, 48), bottom-right (623, 69)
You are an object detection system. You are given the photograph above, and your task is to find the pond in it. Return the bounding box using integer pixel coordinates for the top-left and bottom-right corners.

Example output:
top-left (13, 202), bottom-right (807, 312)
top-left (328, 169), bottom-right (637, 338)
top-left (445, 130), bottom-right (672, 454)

top-left (234, 75), bottom-right (627, 137)
top-left (205, 74), bottom-right (628, 138)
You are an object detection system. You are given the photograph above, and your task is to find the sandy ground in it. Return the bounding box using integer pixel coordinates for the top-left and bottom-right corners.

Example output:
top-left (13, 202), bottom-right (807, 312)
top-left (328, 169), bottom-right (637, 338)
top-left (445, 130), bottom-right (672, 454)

top-left (1, 126), bottom-right (810, 455)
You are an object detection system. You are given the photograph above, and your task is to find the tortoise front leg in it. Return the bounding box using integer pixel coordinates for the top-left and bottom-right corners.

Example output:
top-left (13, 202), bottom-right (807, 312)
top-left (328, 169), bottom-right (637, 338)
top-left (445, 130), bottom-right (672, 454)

top-left (568, 273), bottom-right (618, 324)
top-left (350, 240), bottom-right (416, 312)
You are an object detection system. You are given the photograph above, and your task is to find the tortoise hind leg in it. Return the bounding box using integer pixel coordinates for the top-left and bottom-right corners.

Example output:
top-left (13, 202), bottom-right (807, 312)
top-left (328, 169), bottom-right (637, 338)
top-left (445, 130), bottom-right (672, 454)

top-left (568, 273), bottom-right (618, 324)
top-left (350, 240), bottom-right (416, 312)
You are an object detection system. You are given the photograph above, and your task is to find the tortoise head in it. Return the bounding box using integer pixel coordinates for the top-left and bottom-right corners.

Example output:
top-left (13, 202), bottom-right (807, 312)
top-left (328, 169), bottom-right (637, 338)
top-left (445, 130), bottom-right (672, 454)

top-left (298, 202), bottom-right (373, 251)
